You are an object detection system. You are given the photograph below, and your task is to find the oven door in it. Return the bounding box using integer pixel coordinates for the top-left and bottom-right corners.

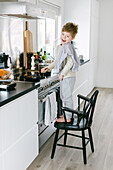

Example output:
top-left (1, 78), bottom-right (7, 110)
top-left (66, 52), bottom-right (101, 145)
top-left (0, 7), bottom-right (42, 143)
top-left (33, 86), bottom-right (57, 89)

top-left (38, 90), bottom-right (57, 148)
top-left (38, 96), bottom-right (49, 135)
top-left (38, 88), bottom-right (57, 134)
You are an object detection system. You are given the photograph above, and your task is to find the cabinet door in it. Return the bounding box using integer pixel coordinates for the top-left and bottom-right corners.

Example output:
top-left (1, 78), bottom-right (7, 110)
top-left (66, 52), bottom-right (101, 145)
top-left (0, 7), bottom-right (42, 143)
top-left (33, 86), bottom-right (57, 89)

top-left (0, 89), bottom-right (38, 170)
top-left (1, 90), bottom-right (38, 151)
top-left (73, 63), bottom-right (89, 108)
top-left (3, 126), bottom-right (38, 170)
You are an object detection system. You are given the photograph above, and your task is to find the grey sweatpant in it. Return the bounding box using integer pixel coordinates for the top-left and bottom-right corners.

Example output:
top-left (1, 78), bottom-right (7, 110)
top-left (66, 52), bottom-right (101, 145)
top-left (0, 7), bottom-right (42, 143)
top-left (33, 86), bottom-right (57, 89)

top-left (60, 77), bottom-right (76, 119)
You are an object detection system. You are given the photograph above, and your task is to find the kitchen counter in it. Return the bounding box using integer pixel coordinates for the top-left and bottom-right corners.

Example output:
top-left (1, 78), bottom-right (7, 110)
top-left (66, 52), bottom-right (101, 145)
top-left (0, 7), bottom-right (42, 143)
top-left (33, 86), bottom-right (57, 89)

top-left (0, 83), bottom-right (39, 170)
top-left (0, 74), bottom-right (59, 170)
top-left (0, 58), bottom-right (90, 108)
top-left (0, 59), bottom-right (90, 108)
top-left (0, 81), bottom-right (40, 107)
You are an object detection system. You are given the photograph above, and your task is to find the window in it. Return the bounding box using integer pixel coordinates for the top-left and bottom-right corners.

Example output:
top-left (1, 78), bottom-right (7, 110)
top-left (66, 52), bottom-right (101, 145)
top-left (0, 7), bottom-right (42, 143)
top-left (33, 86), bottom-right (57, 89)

top-left (46, 18), bottom-right (55, 56)
top-left (37, 1), bottom-right (61, 58)
top-left (37, 17), bottom-right (56, 57)
top-left (0, 17), bottom-right (23, 65)
top-left (37, 19), bottom-right (46, 52)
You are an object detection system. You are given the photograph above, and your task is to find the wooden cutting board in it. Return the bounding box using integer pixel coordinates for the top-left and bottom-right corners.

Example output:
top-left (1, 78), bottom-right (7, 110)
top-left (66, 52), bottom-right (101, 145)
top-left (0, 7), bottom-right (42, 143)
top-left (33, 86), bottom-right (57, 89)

top-left (24, 21), bottom-right (33, 69)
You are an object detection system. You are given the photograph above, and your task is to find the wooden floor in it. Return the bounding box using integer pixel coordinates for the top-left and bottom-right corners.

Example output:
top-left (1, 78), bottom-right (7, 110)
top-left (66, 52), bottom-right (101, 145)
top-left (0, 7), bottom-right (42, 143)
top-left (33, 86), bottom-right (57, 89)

top-left (27, 88), bottom-right (113, 170)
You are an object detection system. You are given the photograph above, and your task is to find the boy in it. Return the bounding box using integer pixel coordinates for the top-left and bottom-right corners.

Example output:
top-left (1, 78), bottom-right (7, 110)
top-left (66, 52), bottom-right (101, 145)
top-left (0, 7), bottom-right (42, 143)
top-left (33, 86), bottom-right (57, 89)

top-left (41, 22), bottom-right (80, 122)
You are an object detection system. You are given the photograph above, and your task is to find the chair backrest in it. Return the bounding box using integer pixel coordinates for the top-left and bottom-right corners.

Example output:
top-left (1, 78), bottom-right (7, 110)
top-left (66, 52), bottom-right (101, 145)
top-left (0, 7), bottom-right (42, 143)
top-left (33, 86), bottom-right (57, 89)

top-left (82, 90), bottom-right (99, 127)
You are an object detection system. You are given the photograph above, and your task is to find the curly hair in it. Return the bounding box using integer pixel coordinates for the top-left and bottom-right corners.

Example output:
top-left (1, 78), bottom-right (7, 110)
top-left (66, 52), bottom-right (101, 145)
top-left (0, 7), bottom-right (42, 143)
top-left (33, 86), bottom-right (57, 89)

top-left (62, 22), bottom-right (78, 38)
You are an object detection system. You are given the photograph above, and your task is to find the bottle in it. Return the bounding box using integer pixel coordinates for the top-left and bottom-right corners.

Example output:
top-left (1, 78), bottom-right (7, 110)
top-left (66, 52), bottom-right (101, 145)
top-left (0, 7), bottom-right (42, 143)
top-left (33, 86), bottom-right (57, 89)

top-left (16, 51), bottom-right (20, 68)
top-left (34, 53), bottom-right (38, 70)
top-left (34, 53), bottom-right (38, 60)
top-left (37, 51), bottom-right (43, 63)
top-left (42, 51), bottom-right (46, 60)
top-left (40, 48), bottom-right (43, 59)
top-left (31, 55), bottom-right (35, 70)
top-left (16, 55), bottom-right (20, 68)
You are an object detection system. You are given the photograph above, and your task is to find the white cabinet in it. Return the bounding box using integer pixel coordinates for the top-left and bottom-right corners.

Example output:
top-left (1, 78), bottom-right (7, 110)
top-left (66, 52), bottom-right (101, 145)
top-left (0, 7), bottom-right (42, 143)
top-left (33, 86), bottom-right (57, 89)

top-left (73, 62), bottom-right (89, 108)
top-left (3, 127), bottom-right (38, 170)
top-left (0, 89), bottom-right (39, 170)
top-left (73, 60), bottom-right (96, 109)
top-left (88, 58), bottom-right (97, 91)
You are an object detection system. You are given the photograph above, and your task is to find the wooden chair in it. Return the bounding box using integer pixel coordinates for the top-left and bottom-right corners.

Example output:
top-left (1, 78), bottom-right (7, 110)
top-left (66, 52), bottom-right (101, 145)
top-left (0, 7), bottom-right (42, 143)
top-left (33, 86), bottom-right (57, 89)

top-left (51, 90), bottom-right (99, 164)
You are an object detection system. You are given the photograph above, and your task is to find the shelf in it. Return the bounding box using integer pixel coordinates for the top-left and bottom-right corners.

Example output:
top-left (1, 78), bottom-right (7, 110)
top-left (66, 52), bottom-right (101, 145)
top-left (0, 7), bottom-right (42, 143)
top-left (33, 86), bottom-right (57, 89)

top-left (0, 2), bottom-right (45, 20)
top-left (0, 14), bottom-right (44, 20)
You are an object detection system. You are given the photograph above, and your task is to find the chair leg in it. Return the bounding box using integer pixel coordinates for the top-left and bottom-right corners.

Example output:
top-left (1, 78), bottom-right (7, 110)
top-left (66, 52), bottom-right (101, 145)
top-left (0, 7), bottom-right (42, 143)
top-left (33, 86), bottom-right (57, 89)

top-left (51, 129), bottom-right (59, 159)
top-left (64, 130), bottom-right (68, 145)
top-left (88, 127), bottom-right (94, 152)
top-left (82, 130), bottom-right (87, 164)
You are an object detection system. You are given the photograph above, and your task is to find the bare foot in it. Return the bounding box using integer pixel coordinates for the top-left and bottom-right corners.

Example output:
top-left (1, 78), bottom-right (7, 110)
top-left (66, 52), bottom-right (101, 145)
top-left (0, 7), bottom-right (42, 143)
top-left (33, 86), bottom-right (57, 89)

top-left (60, 115), bottom-right (64, 118)
top-left (56, 117), bottom-right (71, 122)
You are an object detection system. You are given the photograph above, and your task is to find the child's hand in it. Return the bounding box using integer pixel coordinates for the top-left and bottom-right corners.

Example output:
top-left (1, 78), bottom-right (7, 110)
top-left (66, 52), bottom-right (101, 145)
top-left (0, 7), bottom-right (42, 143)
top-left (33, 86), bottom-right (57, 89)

top-left (59, 74), bottom-right (64, 81)
top-left (41, 67), bottom-right (49, 73)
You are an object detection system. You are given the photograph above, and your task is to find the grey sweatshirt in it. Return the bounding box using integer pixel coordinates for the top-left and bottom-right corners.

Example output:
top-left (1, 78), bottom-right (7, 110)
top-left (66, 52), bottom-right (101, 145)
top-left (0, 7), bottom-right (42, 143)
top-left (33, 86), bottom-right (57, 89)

top-left (47, 44), bottom-right (79, 79)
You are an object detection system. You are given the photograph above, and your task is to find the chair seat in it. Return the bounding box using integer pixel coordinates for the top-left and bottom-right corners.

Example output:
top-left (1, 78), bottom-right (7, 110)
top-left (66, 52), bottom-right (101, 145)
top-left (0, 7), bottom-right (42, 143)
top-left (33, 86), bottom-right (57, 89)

top-left (54, 118), bottom-right (90, 131)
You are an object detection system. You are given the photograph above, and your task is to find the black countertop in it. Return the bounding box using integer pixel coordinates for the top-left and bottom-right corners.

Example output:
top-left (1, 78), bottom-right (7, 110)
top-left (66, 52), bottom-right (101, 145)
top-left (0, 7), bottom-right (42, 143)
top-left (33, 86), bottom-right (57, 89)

top-left (0, 59), bottom-right (90, 108)
top-left (0, 81), bottom-right (40, 107)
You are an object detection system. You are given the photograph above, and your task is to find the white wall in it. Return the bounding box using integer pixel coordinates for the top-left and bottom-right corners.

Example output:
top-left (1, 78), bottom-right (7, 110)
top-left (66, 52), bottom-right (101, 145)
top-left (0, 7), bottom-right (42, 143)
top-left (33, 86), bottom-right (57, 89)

top-left (89, 0), bottom-right (99, 89)
top-left (63, 0), bottom-right (90, 60)
top-left (96, 0), bottom-right (113, 88)
top-left (62, 0), bottom-right (100, 104)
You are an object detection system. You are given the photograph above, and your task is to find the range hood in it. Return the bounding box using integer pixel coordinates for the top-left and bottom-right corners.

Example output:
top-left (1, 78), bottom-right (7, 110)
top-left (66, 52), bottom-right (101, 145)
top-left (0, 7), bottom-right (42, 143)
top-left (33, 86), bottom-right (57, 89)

top-left (0, 2), bottom-right (44, 19)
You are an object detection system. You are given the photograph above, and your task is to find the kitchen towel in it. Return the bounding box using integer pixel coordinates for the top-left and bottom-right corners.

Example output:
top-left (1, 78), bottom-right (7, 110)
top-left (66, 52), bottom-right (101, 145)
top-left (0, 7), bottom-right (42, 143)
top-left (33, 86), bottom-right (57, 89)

top-left (45, 96), bottom-right (51, 126)
top-left (49, 91), bottom-right (57, 122)
top-left (44, 92), bottom-right (57, 126)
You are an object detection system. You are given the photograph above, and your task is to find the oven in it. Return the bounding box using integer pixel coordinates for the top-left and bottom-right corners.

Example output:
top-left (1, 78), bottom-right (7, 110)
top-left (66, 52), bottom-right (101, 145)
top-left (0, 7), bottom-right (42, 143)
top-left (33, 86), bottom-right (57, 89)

top-left (38, 76), bottom-right (62, 148)
top-left (14, 71), bottom-right (62, 148)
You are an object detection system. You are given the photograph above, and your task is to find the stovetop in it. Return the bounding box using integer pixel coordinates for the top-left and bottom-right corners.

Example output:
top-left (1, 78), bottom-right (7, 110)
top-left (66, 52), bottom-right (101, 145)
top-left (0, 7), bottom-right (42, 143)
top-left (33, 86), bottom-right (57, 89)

top-left (11, 67), bottom-right (60, 94)
top-left (14, 70), bottom-right (51, 83)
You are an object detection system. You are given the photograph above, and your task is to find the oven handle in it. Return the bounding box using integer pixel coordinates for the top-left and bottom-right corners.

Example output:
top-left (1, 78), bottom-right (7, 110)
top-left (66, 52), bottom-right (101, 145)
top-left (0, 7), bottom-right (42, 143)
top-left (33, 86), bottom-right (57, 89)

top-left (39, 89), bottom-right (58, 103)
top-left (39, 96), bottom-right (48, 103)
